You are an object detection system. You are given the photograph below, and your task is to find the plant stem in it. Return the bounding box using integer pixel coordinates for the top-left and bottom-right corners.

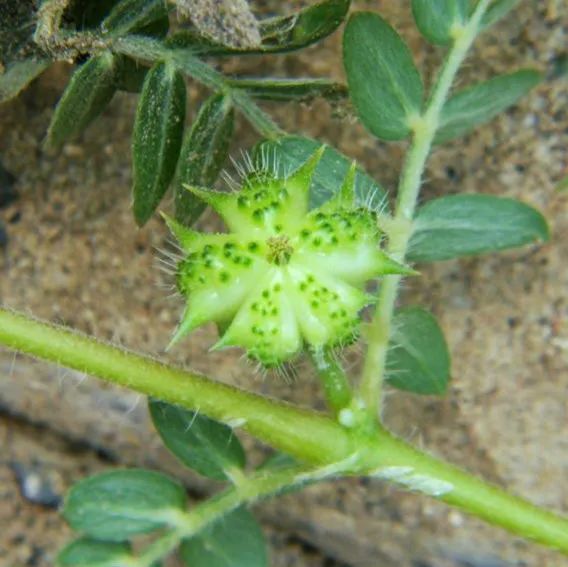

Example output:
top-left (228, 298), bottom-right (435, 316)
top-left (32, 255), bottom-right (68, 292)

top-left (1, 306), bottom-right (567, 553)
top-left (0, 307), bottom-right (352, 463)
top-left (359, 0), bottom-right (492, 418)
top-left (134, 530), bottom-right (181, 567)
top-left (358, 426), bottom-right (568, 555)
top-left (310, 348), bottom-right (353, 416)
top-left (136, 463), bottom-right (340, 566)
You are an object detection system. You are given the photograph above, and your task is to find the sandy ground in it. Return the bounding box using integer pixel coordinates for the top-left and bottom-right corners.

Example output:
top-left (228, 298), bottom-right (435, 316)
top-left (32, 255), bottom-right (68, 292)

top-left (0, 2), bottom-right (567, 566)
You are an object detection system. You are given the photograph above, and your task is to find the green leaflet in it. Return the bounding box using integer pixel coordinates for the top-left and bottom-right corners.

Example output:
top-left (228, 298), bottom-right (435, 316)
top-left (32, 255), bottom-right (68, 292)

top-left (408, 194), bottom-right (549, 262)
top-left (132, 60), bottom-right (186, 226)
top-left (227, 77), bottom-right (347, 103)
top-left (149, 399), bottom-right (246, 481)
top-left (57, 539), bottom-right (132, 567)
top-left (0, 59), bottom-right (50, 103)
top-left (180, 508), bottom-right (267, 567)
top-left (254, 136), bottom-right (388, 211)
top-left (435, 69), bottom-right (542, 144)
top-left (101, 0), bottom-right (169, 37)
top-left (46, 51), bottom-right (118, 149)
top-left (411, 0), bottom-right (470, 45)
top-left (173, 93), bottom-right (234, 226)
top-left (387, 307), bottom-right (450, 395)
top-left (166, 0), bottom-right (350, 55)
top-left (343, 12), bottom-right (423, 141)
top-left (63, 469), bottom-right (187, 541)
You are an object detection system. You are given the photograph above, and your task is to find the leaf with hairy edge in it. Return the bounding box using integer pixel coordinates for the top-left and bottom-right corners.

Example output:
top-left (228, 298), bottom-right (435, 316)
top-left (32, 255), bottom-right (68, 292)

top-left (173, 94), bottom-right (234, 225)
top-left (180, 508), bottom-right (267, 567)
top-left (481, 0), bottom-right (520, 28)
top-left (343, 12), bottom-right (424, 140)
top-left (254, 136), bottom-right (388, 211)
top-left (149, 399), bottom-right (246, 481)
top-left (57, 539), bottom-right (132, 567)
top-left (63, 469), bottom-right (186, 541)
top-left (408, 194), bottom-right (549, 262)
top-left (46, 52), bottom-right (118, 149)
top-left (411, 0), bottom-right (470, 45)
top-left (387, 307), bottom-right (450, 395)
top-left (434, 69), bottom-right (542, 144)
top-left (166, 0), bottom-right (350, 55)
top-left (132, 60), bottom-right (186, 226)
top-left (0, 59), bottom-right (50, 103)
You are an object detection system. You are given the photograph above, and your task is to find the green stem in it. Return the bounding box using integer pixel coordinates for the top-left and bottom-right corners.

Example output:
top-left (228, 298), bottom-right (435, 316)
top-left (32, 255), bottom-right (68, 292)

top-left (134, 530), bottom-right (181, 567)
top-left (359, 426), bottom-right (568, 554)
top-left (135, 463), bottom-right (341, 566)
top-left (310, 348), bottom-right (353, 416)
top-left (1, 306), bottom-right (567, 553)
top-left (0, 307), bottom-right (351, 463)
top-left (359, 0), bottom-right (493, 418)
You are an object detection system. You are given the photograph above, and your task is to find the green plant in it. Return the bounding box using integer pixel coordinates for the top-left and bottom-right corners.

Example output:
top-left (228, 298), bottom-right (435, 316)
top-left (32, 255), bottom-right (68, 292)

top-left (1, 0), bottom-right (566, 565)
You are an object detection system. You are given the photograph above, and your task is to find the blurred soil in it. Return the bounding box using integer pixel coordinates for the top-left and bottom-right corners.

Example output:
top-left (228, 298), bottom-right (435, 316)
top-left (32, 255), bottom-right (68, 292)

top-left (0, 2), bottom-right (567, 566)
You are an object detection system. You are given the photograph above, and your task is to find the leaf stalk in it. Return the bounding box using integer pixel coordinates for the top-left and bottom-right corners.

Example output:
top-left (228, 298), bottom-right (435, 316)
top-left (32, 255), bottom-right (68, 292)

top-left (358, 0), bottom-right (493, 417)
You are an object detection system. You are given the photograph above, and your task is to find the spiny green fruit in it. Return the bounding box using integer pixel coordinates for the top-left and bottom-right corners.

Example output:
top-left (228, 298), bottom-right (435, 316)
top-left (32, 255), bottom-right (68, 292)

top-left (165, 147), bottom-right (413, 366)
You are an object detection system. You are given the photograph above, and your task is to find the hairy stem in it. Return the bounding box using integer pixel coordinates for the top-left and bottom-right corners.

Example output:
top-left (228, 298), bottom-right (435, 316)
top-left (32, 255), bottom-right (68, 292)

top-left (359, 0), bottom-right (492, 417)
top-left (0, 308), bottom-right (352, 463)
top-left (358, 426), bottom-right (568, 555)
top-left (1, 306), bottom-right (567, 553)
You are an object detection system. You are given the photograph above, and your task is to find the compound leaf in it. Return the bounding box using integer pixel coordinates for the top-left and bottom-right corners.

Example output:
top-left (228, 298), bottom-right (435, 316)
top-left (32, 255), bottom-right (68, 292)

top-left (149, 399), bottom-right (246, 482)
top-left (173, 93), bottom-right (234, 225)
top-left (435, 69), bottom-right (542, 143)
top-left (343, 12), bottom-right (423, 141)
top-left (411, 0), bottom-right (470, 45)
top-left (57, 539), bottom-right (132, 567)
top-left (47, 51), bottom-right (118, 148)
top-left (63, 469), bottom-right (186, 541)
top-left (408, 194), bottom-right (549, 262)
top-left (180, 508), bottom-right (267, 567)
top-left (255, 136), bottom-right (387, 211)
top-left (387, 307), bottom-right (450, 395)
top-left (132, 60), bottom-right (186, 225)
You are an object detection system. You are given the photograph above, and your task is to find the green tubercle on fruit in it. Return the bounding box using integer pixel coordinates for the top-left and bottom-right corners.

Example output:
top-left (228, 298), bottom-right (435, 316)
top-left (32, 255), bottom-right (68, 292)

top-left (165, 148), bottom-right (413, 366)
